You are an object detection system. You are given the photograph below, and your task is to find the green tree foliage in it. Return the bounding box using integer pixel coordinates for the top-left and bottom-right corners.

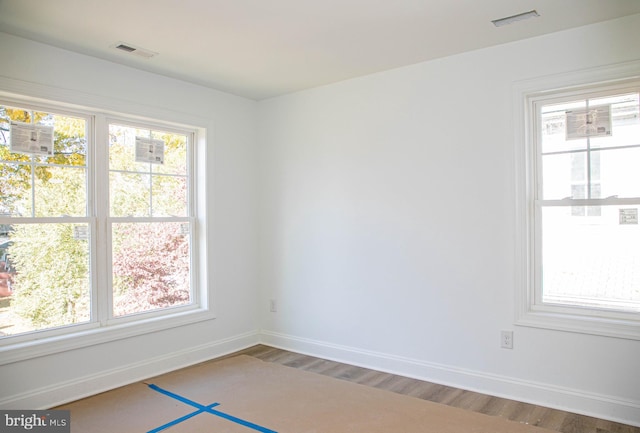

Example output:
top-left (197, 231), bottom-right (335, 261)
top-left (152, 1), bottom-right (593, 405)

top-left (9, 222), bottom-right (89, 328)
top-left (9, 160), bottom-right (90, 329)
top-left (1, 106), bottom-right (89, 332)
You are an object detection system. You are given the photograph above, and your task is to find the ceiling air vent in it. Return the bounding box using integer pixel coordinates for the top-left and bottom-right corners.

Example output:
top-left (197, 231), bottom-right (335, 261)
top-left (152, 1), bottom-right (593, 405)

top-left (491, 10), bottom-right (539, 27)
top-left (111, 41), bottom-right (158, 59)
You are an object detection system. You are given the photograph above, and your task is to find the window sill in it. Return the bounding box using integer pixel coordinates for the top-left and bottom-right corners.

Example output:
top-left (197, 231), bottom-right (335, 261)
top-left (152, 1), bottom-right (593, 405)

top-left (0, 307), bottom-right (216, 365)
top-left (515, 306), bottom-right (640, 340)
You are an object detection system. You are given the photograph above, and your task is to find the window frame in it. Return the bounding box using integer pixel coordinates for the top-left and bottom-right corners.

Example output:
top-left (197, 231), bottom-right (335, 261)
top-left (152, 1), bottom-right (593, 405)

top-left (514, 62), bottom-right (640, 340)
top-left (0, 93), bottom-right (212, 365)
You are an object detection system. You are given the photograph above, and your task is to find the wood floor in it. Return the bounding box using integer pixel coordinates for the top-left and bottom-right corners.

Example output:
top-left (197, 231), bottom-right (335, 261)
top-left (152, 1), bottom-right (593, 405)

top-left (231, 345), bottom-right (639, 433)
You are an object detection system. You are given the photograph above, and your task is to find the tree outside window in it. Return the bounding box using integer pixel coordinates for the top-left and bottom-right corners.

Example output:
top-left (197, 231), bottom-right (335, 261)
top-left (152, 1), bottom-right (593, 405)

top-left (0, 104), bottom-right (193, 338)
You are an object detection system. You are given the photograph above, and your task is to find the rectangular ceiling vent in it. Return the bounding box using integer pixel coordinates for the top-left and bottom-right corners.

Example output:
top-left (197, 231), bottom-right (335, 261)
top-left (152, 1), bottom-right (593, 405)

top-left (492, 10), bottom-right (540, 27)
top-left (112, 42), bottom-right (158, 59)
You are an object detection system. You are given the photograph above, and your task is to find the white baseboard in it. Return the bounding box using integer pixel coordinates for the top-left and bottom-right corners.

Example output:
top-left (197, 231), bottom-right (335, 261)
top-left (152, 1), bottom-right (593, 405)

top-left (260, 330), bottom-right (640, 428)
top-left (4, 329), bottom-right (638, 428)
top-left (1, 330), bottom-right (260, 410)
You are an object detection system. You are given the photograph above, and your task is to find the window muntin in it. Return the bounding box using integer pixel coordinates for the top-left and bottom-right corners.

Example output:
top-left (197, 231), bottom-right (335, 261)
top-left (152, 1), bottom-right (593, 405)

top-left (535, 86), bottom-right (640, 316)
top-left (0, 100), bottom-right (198, 341)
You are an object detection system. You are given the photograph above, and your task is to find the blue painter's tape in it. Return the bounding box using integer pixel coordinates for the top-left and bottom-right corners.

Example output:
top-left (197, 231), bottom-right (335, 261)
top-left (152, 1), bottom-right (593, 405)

top-left (147, 384), bottom-right (213, 410)
top-left (147, 407), bottom-right (204, 433)
top-left (146, 383), bottom-right (277, 433)
top-left (147, 403), bottom-right (220, 433)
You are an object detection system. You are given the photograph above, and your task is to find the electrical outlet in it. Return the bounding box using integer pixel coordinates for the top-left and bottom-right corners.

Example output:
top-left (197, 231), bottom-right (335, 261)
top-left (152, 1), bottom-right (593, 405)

top-left (501, 330), bottom-right (514, 349)
top-left (269, 299), bottom-right (277, 313)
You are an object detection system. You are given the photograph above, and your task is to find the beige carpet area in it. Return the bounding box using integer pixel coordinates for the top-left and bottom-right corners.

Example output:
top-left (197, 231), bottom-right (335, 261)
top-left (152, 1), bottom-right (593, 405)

top-left (58, 355), bottom-right (556, 433)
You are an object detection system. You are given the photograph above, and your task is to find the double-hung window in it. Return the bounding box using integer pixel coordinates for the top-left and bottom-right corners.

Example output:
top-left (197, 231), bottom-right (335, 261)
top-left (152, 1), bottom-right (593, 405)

top-left (516, 71), bottom-right (640, 339)
top-left (0, 96), bottom-right (207, 356)
top-left (107, 120), bottom-right (193, 319)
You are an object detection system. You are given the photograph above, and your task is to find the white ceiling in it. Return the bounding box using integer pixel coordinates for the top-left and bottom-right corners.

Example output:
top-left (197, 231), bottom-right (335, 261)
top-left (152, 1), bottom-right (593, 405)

top-left (1, 0), bottom-right (640, 100)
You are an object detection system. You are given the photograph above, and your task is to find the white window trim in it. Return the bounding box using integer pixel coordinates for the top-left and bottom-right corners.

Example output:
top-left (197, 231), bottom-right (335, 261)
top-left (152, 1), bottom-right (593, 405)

top-left (0, 83), bottom-right (213, 365)
top-left (513, 60), bottom-right (640, 340)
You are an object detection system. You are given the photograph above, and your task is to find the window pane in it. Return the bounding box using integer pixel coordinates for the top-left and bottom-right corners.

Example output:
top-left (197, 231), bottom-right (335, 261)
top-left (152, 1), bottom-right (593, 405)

top-left (0, 223), bottom-right (91, 337)
top-left (34, 166), bottom-right (86, 217)
top-left (151, 131), bottom-right (187, 176)
top-left (541, 206), bottom-right (640, 312)
top-left (36, 115), bottom-right (87, 165)
top-left (541, 152), bottom-right (576, 199)
top-left (0, 163), bottom-right (33, 217)
top-left (541, 100), bottom-right (586, 154)
top-left (111, 222), bottom-right (191, 317)
top-left (152, 175), bottom-right (187, 217)
top-left (589, 93), bottom-right (639, 150)
top-left (109, 124), bottom-right (153, 173)
top-left (598, 147), bottom-right (640, 198)
top-left (110, 171), bottom-right (151, 217)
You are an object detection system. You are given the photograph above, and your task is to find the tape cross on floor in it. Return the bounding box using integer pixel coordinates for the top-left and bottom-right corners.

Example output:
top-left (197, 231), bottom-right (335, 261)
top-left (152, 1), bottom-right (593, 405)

top-left (146, 383), bottom-right (278, 433)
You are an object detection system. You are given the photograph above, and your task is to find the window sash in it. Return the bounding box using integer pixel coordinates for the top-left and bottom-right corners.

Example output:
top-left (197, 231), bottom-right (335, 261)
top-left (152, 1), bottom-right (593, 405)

top-left (106, 216), bottom-right (196, 323)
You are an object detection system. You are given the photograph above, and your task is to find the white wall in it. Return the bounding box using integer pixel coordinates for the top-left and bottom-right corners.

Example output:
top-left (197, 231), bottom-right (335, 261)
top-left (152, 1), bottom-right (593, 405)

top-left (1, 13), bottom-right (640, 426)
top-left (0, 33), bottom-right (260, 407)
top-left (257, 14), bottom-right (640, 425)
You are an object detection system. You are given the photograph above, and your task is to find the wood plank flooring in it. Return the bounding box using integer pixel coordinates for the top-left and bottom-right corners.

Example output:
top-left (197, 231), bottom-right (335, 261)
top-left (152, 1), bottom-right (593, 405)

top-left (231, 345), bottom-right (639, 433)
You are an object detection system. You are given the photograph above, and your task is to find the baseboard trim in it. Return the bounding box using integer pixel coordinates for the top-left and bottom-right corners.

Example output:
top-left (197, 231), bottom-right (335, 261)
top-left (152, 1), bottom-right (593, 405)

top-left (4, 329), bottom-right (638, 427)
top-left (0, 330), bottom-right (260, 410)
top-left (259, 330), bottom-right (640, 427)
